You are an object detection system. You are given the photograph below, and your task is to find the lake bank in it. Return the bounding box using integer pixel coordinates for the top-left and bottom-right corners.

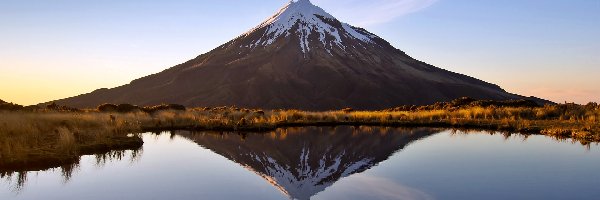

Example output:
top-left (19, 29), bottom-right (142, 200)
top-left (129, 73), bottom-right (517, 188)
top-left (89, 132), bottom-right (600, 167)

top-left (1, 100), bottom-right (599, 173)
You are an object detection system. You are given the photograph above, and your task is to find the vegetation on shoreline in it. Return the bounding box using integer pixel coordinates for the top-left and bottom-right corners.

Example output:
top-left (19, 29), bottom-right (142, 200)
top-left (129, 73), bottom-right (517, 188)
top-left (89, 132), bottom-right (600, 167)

top-left (0, 110), bottom-right (143, 172)
top-left (1, 97), bottom-right (599, 173)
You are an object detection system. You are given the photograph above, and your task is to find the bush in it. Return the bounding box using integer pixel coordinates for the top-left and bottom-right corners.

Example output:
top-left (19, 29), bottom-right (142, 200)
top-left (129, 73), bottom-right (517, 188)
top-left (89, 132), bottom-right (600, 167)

top-left (341, 108), bottom-right (354, 113)
top-left (585, 102), bottom-right (598, 110)
top-left (142, 104), bottom-right (186, 113)
top-left (116, 104), bottom-right (141, 113)
top-left (450, 97), bottom-right (477, 107)
top-left (45, 102), bottom-right (80, 112)
top-left (0, 101), bottom-right (40, 111)
top-left (387, 97), bottom-right (542, 112)
top-left (98, 104), bottom-right (119, 112)
top-left (0, 102), bottom-right (24, 111)
top-left (24, 105), bottom-right (41, 111)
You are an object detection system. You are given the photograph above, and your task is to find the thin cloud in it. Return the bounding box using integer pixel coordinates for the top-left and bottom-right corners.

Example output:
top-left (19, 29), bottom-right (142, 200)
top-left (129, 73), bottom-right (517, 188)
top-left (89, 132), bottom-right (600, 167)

top-left (313, 0), bottom-right (438, 26)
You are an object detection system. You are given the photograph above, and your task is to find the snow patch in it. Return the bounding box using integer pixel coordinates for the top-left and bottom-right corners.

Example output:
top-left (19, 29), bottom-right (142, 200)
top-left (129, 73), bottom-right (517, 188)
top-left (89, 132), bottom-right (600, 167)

top-left (242, 0), bottom-right (376, 54)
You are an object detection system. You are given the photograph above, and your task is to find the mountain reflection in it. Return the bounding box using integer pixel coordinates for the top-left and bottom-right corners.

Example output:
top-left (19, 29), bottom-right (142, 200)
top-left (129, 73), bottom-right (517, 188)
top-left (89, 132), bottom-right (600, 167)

top-left (178, 126), bottom-right (442, 200)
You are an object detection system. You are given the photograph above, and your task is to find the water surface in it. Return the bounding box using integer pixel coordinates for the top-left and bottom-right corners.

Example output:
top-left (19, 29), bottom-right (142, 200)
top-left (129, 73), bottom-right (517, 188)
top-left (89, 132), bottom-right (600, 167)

top-left (2, 127), bottom-right (599, 200)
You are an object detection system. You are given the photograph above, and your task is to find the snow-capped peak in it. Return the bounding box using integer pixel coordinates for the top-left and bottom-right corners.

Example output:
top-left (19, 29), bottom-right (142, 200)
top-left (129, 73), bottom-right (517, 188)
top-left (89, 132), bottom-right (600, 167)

top-left (243, 0), bottom-right (377, 54)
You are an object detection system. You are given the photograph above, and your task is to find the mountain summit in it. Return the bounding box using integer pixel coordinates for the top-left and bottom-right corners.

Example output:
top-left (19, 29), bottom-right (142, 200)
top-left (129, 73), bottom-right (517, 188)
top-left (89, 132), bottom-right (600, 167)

top-left (243, 0), bottom-right (376, 55)
top-left (50, 0), bottom-right (540, 110)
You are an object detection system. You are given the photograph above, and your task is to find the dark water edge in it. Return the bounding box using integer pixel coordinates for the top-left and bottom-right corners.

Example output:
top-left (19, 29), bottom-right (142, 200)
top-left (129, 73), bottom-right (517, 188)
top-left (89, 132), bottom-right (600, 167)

top-left (0, 136), bottom-right (143, 174)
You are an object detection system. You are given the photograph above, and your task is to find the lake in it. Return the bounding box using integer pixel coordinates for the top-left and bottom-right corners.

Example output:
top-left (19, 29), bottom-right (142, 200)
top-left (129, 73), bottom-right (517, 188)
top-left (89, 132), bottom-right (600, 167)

top-left (2, 126), bottom-right (599, 200)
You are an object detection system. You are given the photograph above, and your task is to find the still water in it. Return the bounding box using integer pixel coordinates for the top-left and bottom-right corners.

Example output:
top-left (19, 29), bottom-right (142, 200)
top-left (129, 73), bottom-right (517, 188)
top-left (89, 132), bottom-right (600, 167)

top-left (2, 127), bottom-right (599, 200)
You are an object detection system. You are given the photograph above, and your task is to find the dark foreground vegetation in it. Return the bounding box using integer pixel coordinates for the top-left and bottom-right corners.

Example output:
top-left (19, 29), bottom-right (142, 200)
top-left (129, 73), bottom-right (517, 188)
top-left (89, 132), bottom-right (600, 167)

top-left (1, 98), bottom-right (599, 173)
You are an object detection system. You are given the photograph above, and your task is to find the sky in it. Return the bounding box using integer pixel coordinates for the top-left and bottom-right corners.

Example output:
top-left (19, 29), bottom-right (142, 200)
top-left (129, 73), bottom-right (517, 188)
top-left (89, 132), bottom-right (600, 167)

top-left (0, 0), bottom-right (598, 105)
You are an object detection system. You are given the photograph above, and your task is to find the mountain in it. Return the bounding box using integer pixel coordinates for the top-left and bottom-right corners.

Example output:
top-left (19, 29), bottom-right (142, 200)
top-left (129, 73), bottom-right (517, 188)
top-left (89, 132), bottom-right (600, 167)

top-left (49, 0), bottom-right (543, 110)
top-left (178, 126), bottom-right (441, 200)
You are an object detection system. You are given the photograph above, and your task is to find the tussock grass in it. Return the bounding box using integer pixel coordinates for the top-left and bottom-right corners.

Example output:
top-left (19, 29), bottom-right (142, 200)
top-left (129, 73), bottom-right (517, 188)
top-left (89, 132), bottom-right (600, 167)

top-left (1, 99), bottom-right (599, 173)
top-left (0, 111), bottom-right (143, 173)
top-left (129, 104), bottom-right (599, 144)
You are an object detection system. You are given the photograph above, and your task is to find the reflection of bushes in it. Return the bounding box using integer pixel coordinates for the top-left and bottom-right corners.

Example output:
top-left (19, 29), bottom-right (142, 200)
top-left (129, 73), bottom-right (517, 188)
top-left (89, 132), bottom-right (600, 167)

top-left (1, 148), bottom-right (142, 191)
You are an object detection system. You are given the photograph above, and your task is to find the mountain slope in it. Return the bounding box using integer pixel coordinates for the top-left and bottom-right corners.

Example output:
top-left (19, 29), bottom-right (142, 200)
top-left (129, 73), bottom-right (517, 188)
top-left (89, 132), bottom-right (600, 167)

top-left (50, 0), bottom-right (537, 110)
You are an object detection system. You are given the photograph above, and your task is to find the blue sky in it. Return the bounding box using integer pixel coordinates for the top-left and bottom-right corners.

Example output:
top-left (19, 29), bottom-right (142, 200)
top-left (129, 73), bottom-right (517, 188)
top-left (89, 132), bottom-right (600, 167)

top-left (0, 0), bottom-right (598, 105)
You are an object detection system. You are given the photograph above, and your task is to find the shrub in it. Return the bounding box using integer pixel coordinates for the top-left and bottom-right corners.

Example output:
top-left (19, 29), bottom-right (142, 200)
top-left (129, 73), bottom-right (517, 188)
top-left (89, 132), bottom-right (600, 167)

top-left (142, 104), bottom-right (186, 113)
top-left (45, 102), bottom-right (80, 112)
top-left (116, 104), bottom-right (141, 113)
top-left (585, 102), bottom-right (598, 110)
top-left (98, 104), bottom-right (119, 112)
top-left (450, 97), bottom-right (477, 107)
top-left (0, 101), bottom-right (24, 111)
top-left (24, 105), bottom-right (41, 111)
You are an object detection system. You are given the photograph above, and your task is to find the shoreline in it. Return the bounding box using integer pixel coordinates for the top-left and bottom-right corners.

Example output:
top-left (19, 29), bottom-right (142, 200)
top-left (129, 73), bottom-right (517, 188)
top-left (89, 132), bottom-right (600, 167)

top-left (141, 119), bottom-right (598, 142)
top-left (2, 101), bottom-right (599, 173)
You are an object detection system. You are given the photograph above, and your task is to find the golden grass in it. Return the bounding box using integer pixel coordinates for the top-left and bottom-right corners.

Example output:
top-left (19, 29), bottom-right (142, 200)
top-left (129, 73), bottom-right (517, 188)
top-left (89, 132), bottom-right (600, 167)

top-left (1, 102), bottom-right (599, 172)
top-left (0, 111), bottom-right (143, 172)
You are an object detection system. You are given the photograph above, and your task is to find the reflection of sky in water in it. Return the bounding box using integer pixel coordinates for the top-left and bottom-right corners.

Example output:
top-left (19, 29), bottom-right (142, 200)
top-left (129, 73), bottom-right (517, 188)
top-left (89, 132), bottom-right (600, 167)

top-left (335, 131), bottom-right (600, 200)
top-left (315, 174), bottom-right (434, 200)
top-left (1, 128), bottom-right (599, 200)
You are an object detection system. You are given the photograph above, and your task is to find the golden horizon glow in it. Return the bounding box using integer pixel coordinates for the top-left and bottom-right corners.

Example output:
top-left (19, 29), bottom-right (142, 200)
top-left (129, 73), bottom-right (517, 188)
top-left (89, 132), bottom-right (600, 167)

top-left (1, 0), bottom-right (598, 106)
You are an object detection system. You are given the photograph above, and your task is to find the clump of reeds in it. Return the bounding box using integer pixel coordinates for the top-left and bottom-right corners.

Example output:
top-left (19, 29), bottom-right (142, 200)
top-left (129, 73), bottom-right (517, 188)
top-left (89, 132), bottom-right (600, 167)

top-left (0, 111), bottom-right (144, 172)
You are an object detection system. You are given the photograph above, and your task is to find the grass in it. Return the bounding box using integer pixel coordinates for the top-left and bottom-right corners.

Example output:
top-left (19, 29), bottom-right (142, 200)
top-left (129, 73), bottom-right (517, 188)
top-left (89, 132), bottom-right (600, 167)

top-left (0, 111), bottom-right (143, 173)
top-left (1, 98), bottom-right (599, 173)
top-left (133, 104), bottom-right (599, 143)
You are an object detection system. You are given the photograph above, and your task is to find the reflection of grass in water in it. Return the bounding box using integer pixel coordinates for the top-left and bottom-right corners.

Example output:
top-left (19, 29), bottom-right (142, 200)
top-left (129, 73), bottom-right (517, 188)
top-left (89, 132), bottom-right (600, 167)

top-left (0, 171), bottom-right (28, 193)
top-left (94, 148), bottom-right (144, 168)
top-left (448, 129), bottom-right (598, 150)
top-left (0, 149), bottom-right (142, 193)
